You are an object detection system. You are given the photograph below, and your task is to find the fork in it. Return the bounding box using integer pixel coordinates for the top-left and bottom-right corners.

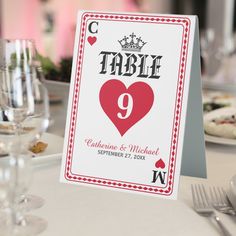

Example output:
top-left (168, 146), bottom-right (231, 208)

top-left (191, 184), bottom-right (233, 236)
top-left (209, 186), bottom-right (236, 216)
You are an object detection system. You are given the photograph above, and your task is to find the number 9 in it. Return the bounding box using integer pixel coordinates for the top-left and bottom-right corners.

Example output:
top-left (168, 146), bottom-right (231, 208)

top-left (117, 93), bottom-right (133, 119)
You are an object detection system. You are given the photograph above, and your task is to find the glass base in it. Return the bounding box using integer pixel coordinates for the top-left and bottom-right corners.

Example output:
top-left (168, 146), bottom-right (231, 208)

top-left (0, 214), bottom-right (47, 236)
top-left (19, 195), bottom-right (45, 211)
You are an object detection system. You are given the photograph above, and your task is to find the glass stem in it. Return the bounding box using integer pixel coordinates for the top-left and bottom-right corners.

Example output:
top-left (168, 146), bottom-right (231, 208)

top-left (10, 122), bottom-right (26, 227)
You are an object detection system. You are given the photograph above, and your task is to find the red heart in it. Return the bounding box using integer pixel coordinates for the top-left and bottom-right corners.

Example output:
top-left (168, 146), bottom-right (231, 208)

top-left (155, 159), bottom-right (165, 169)
top-left (99, 79), bottom-right (154, 136)
top-left (87, 36), bottom-right (97, 46)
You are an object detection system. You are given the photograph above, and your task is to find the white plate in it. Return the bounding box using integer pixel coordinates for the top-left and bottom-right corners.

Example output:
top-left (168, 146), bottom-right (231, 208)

top-left (32, 132), bottom-right (64, 165)
top-left (228, 175), bottom-right (236, 211)
top-left (204, 107), bottom-right (236, 144)
top-left (205, 134), bottom-right (236, 146)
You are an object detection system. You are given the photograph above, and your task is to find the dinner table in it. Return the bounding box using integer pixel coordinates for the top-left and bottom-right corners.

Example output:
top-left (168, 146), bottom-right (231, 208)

top-left (28, 80), bottom-right (236, 236)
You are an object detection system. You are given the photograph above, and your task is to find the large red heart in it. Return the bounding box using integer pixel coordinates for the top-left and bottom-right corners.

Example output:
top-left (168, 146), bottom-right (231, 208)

top-left (87, 36), bottom-right (97, 46)
top-left (99, 79), bottom-right (154, 136)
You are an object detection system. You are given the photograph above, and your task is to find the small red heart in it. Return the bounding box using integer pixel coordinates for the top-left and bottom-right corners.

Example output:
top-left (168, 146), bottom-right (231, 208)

top-left (87, 36), bottom-right (97, 46)
top-left (155, 159), bottom-right (165, 169)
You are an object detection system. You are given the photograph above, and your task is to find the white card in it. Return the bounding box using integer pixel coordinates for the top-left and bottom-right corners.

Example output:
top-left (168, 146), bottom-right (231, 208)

top-left (60, 11), bottom-right (206, 199)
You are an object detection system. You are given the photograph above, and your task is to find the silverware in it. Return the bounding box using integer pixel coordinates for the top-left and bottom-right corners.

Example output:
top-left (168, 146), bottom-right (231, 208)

top-left (191, 184), bottom-right (233, 236)
top-left (209, 186), bottom-right (236, 216)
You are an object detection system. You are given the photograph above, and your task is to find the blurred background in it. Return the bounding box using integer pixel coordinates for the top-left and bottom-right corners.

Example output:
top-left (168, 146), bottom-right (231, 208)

top-left (1, 0), bottom-right (236, 89)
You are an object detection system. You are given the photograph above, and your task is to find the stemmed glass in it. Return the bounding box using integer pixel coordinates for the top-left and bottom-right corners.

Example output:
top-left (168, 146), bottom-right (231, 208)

top-left (0, 39), bottom-right (47, 211)
top-left (0, 39), bottom-right (50, 235)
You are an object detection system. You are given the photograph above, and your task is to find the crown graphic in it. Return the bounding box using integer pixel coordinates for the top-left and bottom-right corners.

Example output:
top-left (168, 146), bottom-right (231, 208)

top-left (118, 33), bottom-right (147, 52)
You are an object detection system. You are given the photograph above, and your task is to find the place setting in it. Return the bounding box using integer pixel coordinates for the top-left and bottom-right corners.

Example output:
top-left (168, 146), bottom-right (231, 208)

top-left (191, 184), bottom-right (235, 236)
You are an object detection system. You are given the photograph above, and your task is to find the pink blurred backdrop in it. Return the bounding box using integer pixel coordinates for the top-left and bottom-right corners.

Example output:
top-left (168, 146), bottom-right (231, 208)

top-left (1, 0), bottom-right (140, 63)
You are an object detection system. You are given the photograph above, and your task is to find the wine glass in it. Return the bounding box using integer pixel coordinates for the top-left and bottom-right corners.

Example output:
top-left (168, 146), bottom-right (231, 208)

top-left (0, 155), bottom-right (14, 236)
top-left (0, 39), bottom-right (47, 211)
top-left (0, 48), bottom-right (49, 235)
top-left (0, 150), bottom-right (45, 236)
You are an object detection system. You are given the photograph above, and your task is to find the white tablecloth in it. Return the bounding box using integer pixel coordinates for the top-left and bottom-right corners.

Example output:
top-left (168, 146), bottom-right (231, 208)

top-left (29, 81), bottom-right (236, 236)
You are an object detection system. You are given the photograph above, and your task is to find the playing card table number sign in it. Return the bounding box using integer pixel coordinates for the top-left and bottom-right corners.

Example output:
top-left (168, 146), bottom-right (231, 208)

top-left (60, 11), bottom-right (206, 199)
